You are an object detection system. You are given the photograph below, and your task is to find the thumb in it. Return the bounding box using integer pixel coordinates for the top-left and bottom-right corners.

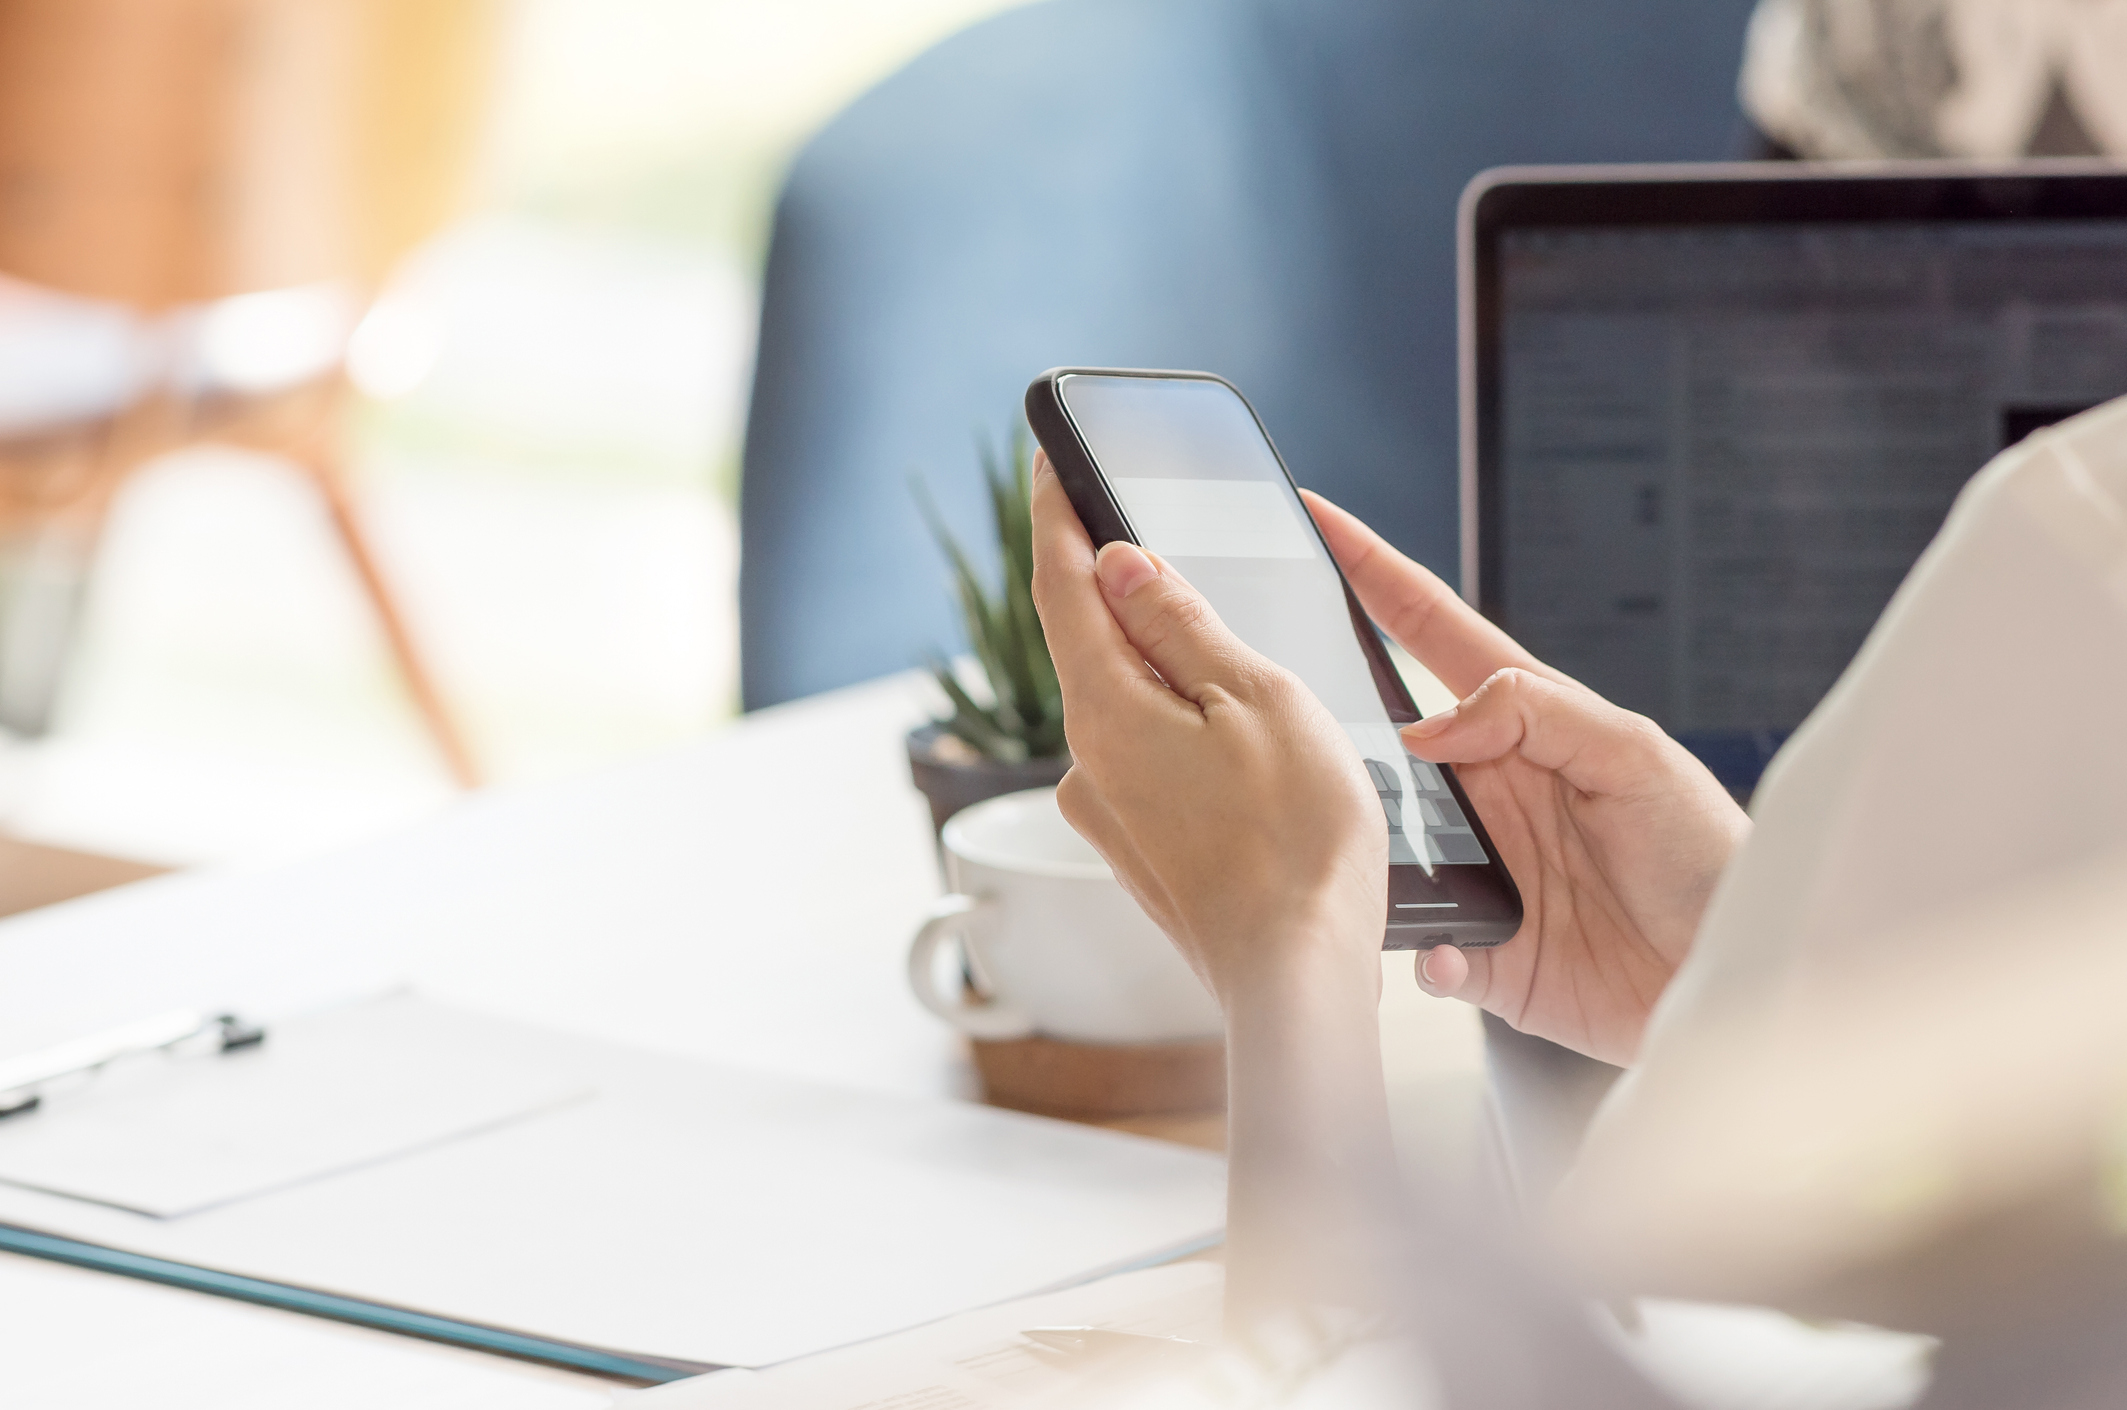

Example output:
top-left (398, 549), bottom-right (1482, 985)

top-left (1093, 541), bottom-right (1253, 703)
top-left (1400, 667), bottom-right (1671, 800)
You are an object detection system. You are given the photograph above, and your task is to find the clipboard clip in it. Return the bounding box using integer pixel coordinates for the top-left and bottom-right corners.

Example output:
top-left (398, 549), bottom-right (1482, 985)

top-left (0, 1011), bottom-right (266, 1119)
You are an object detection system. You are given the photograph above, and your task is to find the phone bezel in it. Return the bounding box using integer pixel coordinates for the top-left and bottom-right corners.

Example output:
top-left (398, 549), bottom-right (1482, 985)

top-left (1025, 366), bottom-right (1523, 949)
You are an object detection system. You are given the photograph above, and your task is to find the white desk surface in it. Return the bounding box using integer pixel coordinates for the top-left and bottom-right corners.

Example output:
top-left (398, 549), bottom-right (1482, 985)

top-left (0, 667), bottom-right (1918, 1410)
top-left (0, 669), bottom-right (1484, 1407)
top-left (0, 672), bottom-right (963, 1099)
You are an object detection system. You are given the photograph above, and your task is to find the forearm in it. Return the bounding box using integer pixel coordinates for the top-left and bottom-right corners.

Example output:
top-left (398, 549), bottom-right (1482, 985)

top-left (1220, 937), bottom-right (1404, 1332)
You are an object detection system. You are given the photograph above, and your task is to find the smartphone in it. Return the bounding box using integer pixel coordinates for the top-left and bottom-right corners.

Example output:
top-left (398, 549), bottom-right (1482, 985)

top-left (1026, 367), bottom-right (1523, 949)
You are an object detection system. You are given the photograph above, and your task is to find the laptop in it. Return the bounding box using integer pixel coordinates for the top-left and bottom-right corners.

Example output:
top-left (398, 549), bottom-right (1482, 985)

top-left (1461, 162), bottom-right (2127, 792)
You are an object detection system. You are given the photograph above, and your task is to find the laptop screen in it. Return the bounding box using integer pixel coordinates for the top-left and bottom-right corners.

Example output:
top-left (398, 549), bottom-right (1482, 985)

top-left (1491, 212), bottom-right (2127, 788)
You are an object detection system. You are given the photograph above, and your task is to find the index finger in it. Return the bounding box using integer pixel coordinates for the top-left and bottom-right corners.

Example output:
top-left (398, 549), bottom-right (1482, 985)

top-left (1299, 488), bottom-right (1559, 699)
top-left (1029, 452), bottom-right (1165, 708)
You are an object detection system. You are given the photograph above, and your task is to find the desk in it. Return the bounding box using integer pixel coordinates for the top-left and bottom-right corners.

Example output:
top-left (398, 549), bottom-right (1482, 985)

top-left (0, 670), bottom-right (1485, 1406)
top-left (0, 674), bottom-right (956, 1097)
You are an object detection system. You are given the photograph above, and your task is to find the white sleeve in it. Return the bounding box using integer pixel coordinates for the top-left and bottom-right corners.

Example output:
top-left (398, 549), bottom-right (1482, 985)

top-left (1554, 394), bottom-right (2127, 1309)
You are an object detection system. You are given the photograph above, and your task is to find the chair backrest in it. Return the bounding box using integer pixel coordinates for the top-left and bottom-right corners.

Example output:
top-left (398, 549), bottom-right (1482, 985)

top-left (0, 0), bottom-right (494, 308)
top-left (739, 0), bottom-right (1761, 709)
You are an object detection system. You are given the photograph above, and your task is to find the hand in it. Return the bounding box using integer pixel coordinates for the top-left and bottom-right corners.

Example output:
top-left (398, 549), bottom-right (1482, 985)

top-left (1302, 490), bottom-right (1750, 1066)
top-left (1031, 454), bottom-right (1401, 1328)
top-left (1028, 458), bottom-right (1386, 1007)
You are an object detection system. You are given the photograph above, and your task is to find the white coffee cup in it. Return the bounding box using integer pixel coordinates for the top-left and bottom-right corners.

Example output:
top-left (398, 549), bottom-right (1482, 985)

top-left (907, 788), bottom-right (1222, 1044)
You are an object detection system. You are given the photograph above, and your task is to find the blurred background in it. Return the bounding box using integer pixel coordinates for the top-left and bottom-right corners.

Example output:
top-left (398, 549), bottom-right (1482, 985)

top-left (0, 0), bottom-right (1028, 868)
top-left (7, 0), bottom-right (2113, 881)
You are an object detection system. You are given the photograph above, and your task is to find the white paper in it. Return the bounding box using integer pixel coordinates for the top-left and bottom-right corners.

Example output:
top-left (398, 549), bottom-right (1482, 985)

top-left (0, 997), bottom-right (1226, 1367)
top-left (0, 995), bottom-right (592, 1217)
top-left (0, 675), bottom-right (1225, 1373)
top-left (631, 1263), bottom-right (1224, 1409)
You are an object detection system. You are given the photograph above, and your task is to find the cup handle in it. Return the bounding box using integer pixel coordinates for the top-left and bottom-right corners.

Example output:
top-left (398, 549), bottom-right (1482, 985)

top-left (907, 894), bottom-right (1036, 1040)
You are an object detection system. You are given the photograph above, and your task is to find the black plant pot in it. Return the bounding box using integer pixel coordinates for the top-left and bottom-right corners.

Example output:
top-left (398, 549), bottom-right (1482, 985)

top-left (906, 722), bottom-right (1072, 836)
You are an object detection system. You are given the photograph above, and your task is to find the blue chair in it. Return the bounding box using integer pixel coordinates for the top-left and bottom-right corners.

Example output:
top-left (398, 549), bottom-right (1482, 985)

top-left (739, 0), bottom-right (1762, 709)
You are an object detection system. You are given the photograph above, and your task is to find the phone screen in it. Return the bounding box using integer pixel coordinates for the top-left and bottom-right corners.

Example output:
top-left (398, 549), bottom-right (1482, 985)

top-left (1053, 373), bottom-right (1511, 927)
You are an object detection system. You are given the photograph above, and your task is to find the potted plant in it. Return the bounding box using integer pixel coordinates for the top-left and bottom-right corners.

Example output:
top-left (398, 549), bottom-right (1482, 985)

top-left (907, 429), bottom-right (1072, 833)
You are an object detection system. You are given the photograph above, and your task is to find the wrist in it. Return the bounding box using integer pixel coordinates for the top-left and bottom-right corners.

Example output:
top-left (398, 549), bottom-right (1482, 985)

top-left (1215, 905), bottom-right (1383, 1026)
top-left (1216, 900), bottom-right (1398, 1326)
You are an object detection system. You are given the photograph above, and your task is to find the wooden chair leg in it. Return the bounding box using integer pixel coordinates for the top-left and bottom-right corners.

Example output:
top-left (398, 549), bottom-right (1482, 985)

top-left (278, 394), bottom-right (482, 789)
top-left (309, 458), bottom-right (482, 788)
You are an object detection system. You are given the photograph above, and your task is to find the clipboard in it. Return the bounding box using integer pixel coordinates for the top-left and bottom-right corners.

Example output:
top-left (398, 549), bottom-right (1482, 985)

top-left (0, 996), bottom-right (591, 1218)
top-left (0, 994), bottom-right (1227, 1372)
top-left (0, 1222), bottom-right (713, 1384)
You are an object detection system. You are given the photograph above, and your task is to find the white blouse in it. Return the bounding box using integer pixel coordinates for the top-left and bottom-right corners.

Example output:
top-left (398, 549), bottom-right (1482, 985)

top-left (1558, 394), bottom-right (2127, 1311)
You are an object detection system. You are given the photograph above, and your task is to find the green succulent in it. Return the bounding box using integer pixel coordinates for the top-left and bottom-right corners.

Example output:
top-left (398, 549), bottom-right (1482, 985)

top-left (913, 428), bottom-right (1066, 763)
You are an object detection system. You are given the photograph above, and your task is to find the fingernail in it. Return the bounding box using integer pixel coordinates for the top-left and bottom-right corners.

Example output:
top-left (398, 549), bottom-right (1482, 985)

top-left (1403, 707), bottom-right (1457, 739)
top-left (1032, 450), bottom-right (1054, 480)
top-left (1419, 948), bottom-right (1443, 986)
top-left (1095, 541), bottom-right (1160, 599)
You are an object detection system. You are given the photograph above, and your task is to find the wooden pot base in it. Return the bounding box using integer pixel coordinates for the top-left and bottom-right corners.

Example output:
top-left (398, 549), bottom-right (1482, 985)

top-left (971, 1034), bottom-right (1225, 1120)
